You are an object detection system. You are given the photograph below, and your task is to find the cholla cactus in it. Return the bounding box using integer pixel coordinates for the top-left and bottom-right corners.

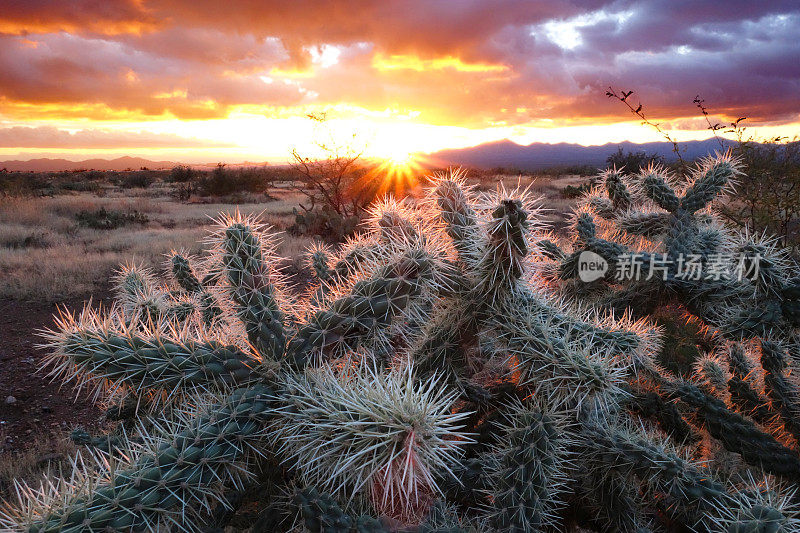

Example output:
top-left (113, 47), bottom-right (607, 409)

top-left (274, 363), bottom-right (468, 524)
top-left (482, 400), bottom-right (572, 531)
top-left (544, 153), bottom-right (800, 340)
top-left (3, 165), bottom-right (800, 532)
top-left (114, 263), bottom-right (195, 325)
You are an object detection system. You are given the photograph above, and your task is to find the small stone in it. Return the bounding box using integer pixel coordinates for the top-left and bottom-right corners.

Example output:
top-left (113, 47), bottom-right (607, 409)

top-left (41, 406), bottom-right (52, 413)
top-left (5, 396), bottom-right (16, 405)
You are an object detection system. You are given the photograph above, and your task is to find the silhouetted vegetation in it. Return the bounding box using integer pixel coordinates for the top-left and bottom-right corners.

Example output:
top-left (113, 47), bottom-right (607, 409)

top-left (75, 208), bottom-right (149, 230)
top-left (197, 163), bottom-right (279, 197)
top-left (117, 171), bottom-right (155, 189)
top-left (609, 88), bottom-right (800, 251)
top-left (168, 165), bottom-right (195, 183)
top-left (560, 182), bottom-right (593, 199)
top-left (605, 146), bottom-right (665, 172)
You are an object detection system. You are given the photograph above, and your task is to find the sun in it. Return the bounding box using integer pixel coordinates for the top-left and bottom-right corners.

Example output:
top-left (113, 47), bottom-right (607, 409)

top-left (359, 150), bottom-right (426, 197)
top-left (383, 149), bottom-right (415, 167)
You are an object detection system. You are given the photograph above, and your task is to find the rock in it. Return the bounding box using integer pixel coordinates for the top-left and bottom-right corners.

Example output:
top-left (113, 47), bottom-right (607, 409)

top-left (5, 396), bottom-right (16, 405)
top-left (41, 405), bottom-right (52, 413)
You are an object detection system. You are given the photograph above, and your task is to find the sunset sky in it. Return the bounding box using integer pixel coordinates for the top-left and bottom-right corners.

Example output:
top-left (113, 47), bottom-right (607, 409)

top-left (1, 1), bottom-right (799, 163)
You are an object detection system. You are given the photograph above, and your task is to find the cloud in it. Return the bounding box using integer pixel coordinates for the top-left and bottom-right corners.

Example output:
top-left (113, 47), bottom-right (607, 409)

top-left (0, 1), bottom-right (797, 129)
top-left (0, 126), bottom-right (235, 148)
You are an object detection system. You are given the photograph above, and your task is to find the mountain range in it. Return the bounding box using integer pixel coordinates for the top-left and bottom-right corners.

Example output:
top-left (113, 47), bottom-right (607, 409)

top-left (0, 156), bottom-right (179, 172)
top-left (425, 138), bottom-right (736, 171)
top-left (0, 139), bottom-right (737, 172)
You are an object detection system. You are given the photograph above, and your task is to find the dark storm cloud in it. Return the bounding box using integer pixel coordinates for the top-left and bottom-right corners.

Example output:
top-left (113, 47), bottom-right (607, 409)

top-left (0, 0), bottom-right (797, 127)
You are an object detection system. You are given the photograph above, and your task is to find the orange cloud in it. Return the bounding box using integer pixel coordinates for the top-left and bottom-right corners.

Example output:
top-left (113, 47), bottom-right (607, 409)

top-left (0, 0), bottom-right (797, 158)
top-left (372, 54), bottom-right (508, 73)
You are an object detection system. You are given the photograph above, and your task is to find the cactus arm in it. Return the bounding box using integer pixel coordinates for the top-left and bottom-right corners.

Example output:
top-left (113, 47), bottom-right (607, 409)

top-left (627, 390), bottom-right (698, 443)
top-left (581, 420), bottom-right (793, 531)
top-left (170, 253), bottom-right (223, 326)
top-left (170, 254), bottom-right (203, 294)
top-left (220, 221), bottom-right (286, 358)
top-left (294, 487), bottom-right (388, 533)
top-left (492, 295), bottom-right (628, 409)
top-left (485, 404), bottom-right (571, 532)
top-left (431, 172), bottom-right (480, 267)
top-left (535, 239), bottom-right (566, 261)
top-left (474, 199), bottom-right (530, 300)
top-left (663, 380), bottom-right (800, 478)
top-left (604, 168), bottom-right (634, 211)
top-left (15, 386), bottom-right (274, 533)
top-left (43, 322), bottom-right (259, 402)
top-left (760, 341), bottom-right (800, 444)
top-left (287, 249), bottom-right (434, 367)
top-left (640, 168), bottom-right (680, 212)
top-left (272, 365), bottom-right (469, 524)
top-left (617, 211), bottom-right (672, 237)
top-left (680, 156), bottom-right (737, 214)
top-left (577, 465), bottom-right (655, 533)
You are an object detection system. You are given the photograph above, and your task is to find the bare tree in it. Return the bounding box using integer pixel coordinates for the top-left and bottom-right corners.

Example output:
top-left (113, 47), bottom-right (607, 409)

top-left (289, 112), bottom-right (376, 218)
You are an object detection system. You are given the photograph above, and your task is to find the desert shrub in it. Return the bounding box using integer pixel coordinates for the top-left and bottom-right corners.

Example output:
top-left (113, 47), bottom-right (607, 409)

top-left (60, 177), bottom-right (101, 193)
top-left (289, 204), bottom-right (360, 241)
top-left (0, 231), bottom-right (51, 249)
top-left (536, 163), bottom-right (599, 176)
top-left (721, 138), bottom-right (800, 251)
top-left (289, 113), bottom-right (380, 219)
top-left (75, 207), bottom-right (149, 229)
top-left (168, 165), bottom-right (198, 200)
top-left (168, 165), bottom-right (195, 183)
top-left (118, 171), bottom-right (155, 189)
top-left (560, 182), bottom-right (593, 199)
top-left (0, 171), bottom-right (52, 196)
top-left (605, 146), bottom-right (666, 172)
top-left (198, 164), bottom-right (273, 196)
top-left (81, 170), bottom-right (106, 181)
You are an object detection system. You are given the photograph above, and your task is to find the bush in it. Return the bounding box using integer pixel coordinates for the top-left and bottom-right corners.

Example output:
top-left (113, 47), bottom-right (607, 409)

top-left (560, 182), bottom-right (593, 199)
top-left (75, 208), bottom-right (149, 229)
top-left (289, 205), bottom-right (360, 241)
top-left (0, 171), bottom-right (52, 196)
top-left (605, 146), bottom-right (665, 172)
top-left (536, 164), bottom-right (599, 176)
top-left (168, 165), bottom-right (195, 183)
top-left (119, 171), bottom-right (155, 189)
top-left (197, 164), bottom-right (273, 196)
top-left (722, 139), bottom-right (800, 252)
top-left (60, 177), bottom-right (101, 193)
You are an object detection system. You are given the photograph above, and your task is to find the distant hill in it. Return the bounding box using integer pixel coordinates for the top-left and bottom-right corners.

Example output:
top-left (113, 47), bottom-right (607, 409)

top-left (0, 156), bottom-right (179, 172)
top-left (427, 138), bottom-right (736, 171)
top-left (1, 138), bottom-right (738, 172)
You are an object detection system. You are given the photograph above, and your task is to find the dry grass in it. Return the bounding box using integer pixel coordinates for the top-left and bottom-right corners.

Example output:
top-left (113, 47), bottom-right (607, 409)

top-left (0, 190), bottom-right (310, 302)
top-left (467, 173), bottom-right (591, 230)
top-left (0, 432), bottom-right (78, 499)
top-left (0, 173), bottom-right (582, 302)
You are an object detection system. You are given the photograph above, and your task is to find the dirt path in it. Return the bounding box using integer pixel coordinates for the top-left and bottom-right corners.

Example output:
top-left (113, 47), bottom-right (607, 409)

top-left (0, 291), bottom-right (112, 453)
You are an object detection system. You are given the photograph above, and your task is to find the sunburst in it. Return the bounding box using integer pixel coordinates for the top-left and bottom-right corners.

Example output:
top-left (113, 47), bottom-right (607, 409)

top-left (361, 151), bottom-right (427, 197)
